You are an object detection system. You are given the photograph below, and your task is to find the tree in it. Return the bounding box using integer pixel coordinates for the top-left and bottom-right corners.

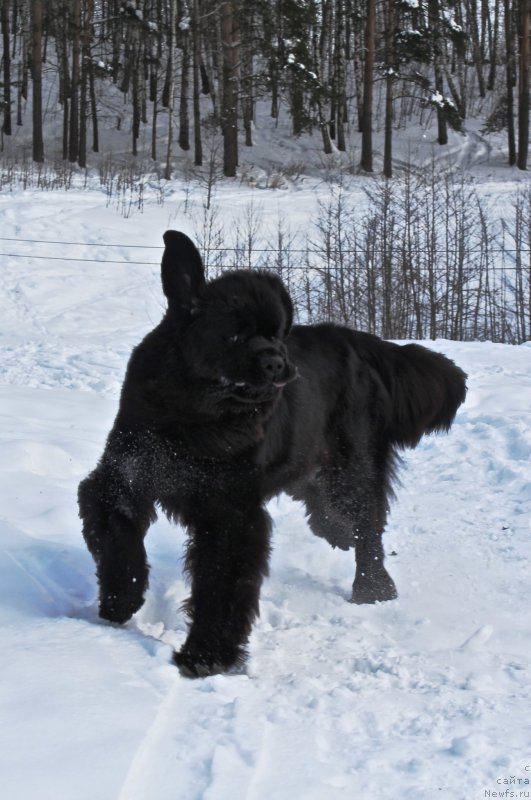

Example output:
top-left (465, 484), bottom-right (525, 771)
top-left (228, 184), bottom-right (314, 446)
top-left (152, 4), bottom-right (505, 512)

top-left (221, 1), bottom-right (239, 177)
top-left (517, 0), bottom-right (530, 170)
top-left (31, 0), bottom-right (44, 162)
top-left (165, 0), bottom-right (177, 179)
top-left (79, 0), bottom-right (95, 167)
top-left (0, 0), bottom-right (522, 175)
top-left (55, 0), bottom-right (71, 160)
top-left (487, 0), bottom-right (500, 91)
top-left (333, 0), bottom-right (347, 151)
top-left (192, 0), bottom-right (203, 165)
top-left (1, 0), bottom-right (12, 136)
top-left (505, 0), bottom-right (517, 165)
top-left (428, 0), bottom-right (448, 146)
top-left (178, 12), bottom-right (190, 152)
top-left (465, 0), bottom-right (486, 98)
top-left (68, 0), bottom-right (81, 163)
top-left (383, 0), bottom-right (395, 178)
top-left (360, 0), bottom-right (375, 172)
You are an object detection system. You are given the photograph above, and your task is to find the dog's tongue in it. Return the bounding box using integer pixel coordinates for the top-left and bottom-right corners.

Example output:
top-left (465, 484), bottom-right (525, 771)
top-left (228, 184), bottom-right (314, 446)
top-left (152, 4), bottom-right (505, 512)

top-left (273, 382), bottom-right (287, 389)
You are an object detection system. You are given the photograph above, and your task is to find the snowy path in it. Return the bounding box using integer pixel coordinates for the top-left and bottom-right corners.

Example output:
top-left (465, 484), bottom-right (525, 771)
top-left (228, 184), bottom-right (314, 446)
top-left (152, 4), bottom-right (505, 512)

top-left (1, 189), bottom-right (531, 799)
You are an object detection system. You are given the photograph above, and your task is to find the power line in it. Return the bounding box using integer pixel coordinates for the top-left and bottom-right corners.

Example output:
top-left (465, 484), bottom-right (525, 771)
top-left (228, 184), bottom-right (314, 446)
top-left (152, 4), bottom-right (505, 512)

top-left (1, 251), bottom-right (529, 272)
top-left (1, 245), bottom-right (530, 257)
top-left (0, 236), bottom-right (531, 270)
top-left (0, 252), bottom-right (158, 265)
top-left (0, 236), bottom-right (162, 248)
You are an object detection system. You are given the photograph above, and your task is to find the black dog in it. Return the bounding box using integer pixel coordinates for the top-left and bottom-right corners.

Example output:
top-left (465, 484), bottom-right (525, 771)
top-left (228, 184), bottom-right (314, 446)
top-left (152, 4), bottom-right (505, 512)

top-left (79, 230), bottom-right (467, 677)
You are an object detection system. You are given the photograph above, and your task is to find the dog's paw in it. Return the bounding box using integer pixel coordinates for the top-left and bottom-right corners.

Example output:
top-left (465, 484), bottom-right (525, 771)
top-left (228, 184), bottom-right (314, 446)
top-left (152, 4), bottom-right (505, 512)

top-left (99, 593), bottom-right (145, 624)
top-left (173, 643), bottom-right (246, 678)
top-left (351, 571), bottom-right (398, 605)
top-left (172, 650), bottom-right (223, 678)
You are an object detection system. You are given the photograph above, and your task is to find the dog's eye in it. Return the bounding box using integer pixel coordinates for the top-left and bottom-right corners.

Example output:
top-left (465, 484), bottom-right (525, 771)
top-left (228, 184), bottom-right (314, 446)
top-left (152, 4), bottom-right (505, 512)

top-left (228, 334), bottom-right (244, 344)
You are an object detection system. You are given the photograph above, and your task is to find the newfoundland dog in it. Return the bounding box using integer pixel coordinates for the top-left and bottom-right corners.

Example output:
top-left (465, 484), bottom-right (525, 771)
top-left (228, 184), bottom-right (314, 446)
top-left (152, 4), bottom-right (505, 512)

top-left (79, 230), bottom-right (467, 677)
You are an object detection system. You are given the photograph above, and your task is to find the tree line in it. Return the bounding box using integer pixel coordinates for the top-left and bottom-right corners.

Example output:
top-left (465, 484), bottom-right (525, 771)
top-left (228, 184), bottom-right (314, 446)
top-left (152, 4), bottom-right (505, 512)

top-left (1, 0), bottom-right (530, 177)
top-left (0, 150), bottom-right (528, 343)
top-left (192, 173), bottom-right (531, 344)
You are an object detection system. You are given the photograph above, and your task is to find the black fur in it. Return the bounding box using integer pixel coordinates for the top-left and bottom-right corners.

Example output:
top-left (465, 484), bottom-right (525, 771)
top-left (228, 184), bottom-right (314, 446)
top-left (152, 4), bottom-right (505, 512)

top-left (79, 230), bottom-right (467, 677)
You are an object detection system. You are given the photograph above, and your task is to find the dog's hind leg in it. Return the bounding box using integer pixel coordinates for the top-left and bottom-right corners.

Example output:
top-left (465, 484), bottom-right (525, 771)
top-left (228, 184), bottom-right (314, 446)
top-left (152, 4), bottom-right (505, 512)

top-left (350, 515), bottom-right (397, 605)
top-left (173, 498), bottom-right (272, 677)
top-left (301, 466), bottom-right (397, 605)
top-left (78, 465), bottom-right (156, 624)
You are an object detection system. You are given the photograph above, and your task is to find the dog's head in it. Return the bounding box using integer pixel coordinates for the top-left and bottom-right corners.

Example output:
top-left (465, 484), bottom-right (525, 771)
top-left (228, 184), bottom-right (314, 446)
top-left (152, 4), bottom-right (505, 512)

top-left (161, 231), bottom-right (297, 404)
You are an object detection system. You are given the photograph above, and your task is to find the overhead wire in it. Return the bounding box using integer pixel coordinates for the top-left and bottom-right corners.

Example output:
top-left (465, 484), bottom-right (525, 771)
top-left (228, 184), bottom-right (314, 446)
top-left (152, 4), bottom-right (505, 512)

top-left (0, 235), bottom-right (529, 269)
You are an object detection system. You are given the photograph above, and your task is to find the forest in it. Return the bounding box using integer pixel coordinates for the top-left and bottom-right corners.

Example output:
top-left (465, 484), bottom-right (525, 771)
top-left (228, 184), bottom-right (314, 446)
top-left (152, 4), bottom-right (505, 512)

top-left (1, 1), bottom-right (530, 345)
top-left (0, 0), bottom-right (530, 177)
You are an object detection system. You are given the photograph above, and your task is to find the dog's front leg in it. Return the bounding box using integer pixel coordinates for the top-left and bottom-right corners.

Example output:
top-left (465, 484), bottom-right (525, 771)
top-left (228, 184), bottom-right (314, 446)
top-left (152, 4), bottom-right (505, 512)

top-left (174, 501), bottom-right (272, 677)
top-left (78, 466), bottom-right (156, 624)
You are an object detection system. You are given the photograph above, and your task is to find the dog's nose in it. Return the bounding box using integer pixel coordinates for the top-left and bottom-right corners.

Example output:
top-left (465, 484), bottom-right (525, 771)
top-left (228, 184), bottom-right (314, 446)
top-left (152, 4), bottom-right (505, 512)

top-left (260, 353), bottom-right (285, 381)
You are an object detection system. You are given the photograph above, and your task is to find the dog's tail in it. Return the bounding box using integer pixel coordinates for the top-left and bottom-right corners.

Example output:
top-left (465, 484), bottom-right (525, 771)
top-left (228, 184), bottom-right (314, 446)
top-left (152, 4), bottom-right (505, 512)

top-left (352, 332), bottom-right (467, 448)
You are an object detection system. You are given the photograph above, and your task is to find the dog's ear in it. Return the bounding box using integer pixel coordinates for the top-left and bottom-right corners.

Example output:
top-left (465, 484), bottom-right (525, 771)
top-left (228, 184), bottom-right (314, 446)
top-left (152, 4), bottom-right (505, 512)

top-left (262, 273), bottom-right (294, 337)
top-left (279, 283), bottom-right (294, 336)
top-left (161, 230), bottom-right (206, 320)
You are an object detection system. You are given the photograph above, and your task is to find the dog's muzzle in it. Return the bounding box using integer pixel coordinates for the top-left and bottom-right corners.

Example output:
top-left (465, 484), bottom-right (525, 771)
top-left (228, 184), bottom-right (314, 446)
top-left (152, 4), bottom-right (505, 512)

top-left (253, 339), bottom-right (298, 389)
top-left (259, 352), bottom-right (288, 387)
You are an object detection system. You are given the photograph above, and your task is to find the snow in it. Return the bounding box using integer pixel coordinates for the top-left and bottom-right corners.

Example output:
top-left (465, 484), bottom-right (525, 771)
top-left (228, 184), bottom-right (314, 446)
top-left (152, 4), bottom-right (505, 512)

top-left (442, 10), bottom-right (464, 34)
top-left (1, 183), bottom-right (531, 800)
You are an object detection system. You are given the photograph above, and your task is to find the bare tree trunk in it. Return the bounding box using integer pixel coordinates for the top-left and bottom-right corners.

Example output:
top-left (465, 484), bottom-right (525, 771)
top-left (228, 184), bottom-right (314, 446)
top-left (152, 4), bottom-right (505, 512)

top-left (151, 90), bottom-right (158, 160)
top-left (165, 0), bottom-right (176, 179)
top-left (486, 0), bottom-right (500, 90)
top-left (178, 36), bottom-right (190, 151)
top-left (69, 0), bottom-right (81, 163)
top-left (517, 0), bottom-right (530, 170)
top-left (192, 0), bottom-right (203, 165)
top-left (2, 0), bottom-right (12, 136)
top-left (453, 1), bottom-right (468, 118)
top-left (132, 42), bottom-right (140, 156)
top-left (353, 31), bottom-right (364, 130)
top-left (429, 0), bottom-right (448, 145)
top-left (335, 0), bottom-right (346, 151)
top-left (316, 3), bottom-right (332, 154)
top-left (151, 0), bottom-right (162, 160)
top-left (89, 58), bottom-right (98, 152)
top-left (78, 0), bottom-right (94, 168)
top-left (383, 0), bottom-right (394, 178)
top-left (15, 2), bottom-right (29, 129)
top-left (269, 4), bottom-right (281, 119)
top-left (111, 0), bottom-right (121, 81)
top-left (466, 0), bottom-right (486, 98)
top-left (60, 6), bottom-right (69, 159)
top-left (360, 0), bottom-right (375, 172)
top-left (241, 5), bottom-right (254, 147)
top-left (21, 1), bottom-right (28, 104)
top-left (221, 1), bottom-right (239, 177)
top-left (79, 67), bottom-right (87, 165)
top-left (513, 193), bottom-right (527, 339)
top-left (31, 0), bottom-right (44, 162)
top-left (505, 0), bottom-right (517, 165)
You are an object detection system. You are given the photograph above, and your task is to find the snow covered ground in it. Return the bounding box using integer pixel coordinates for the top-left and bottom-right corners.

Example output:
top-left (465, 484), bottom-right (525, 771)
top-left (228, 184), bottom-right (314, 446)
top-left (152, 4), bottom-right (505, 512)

top-left (1, 184), bottom-right (531, 800)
